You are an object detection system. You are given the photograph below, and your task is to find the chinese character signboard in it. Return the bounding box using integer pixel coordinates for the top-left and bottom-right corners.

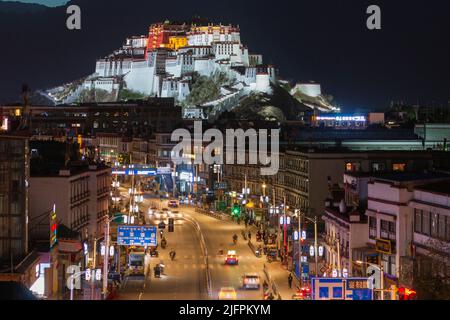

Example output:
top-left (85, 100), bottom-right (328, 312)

top-left (117, 225), bottom-right (157, 246)
top-left (375, 238), bottom-right (393, 254)
top-left (345, 278), bottom-right (374, 300)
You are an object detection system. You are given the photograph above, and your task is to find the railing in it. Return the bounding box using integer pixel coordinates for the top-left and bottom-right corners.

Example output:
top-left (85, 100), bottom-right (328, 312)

top-left (263, 263), bottom-right (282, 300)
top-left (194, 207), bottom-right (230, 221)
top-left (71, 191), bottom-right (91, 204)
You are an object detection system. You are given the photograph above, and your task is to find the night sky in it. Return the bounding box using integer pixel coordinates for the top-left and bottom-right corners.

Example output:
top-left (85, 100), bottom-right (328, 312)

top-left (0, 0), bottom-right (448, 111)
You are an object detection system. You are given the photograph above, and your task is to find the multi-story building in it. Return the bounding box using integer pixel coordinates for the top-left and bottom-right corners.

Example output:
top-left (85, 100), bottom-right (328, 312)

top-left (322, 178), bottom-right (369, 277)
top-left (29, 162), bottom-right (111, 242)
top-left (354, 173), bottom-right (450, 292)
top-left (0, 134), bottom-right (30, 269)
top-left (225, 147), bottom-right (450, 220)
top-left (0, 134), bottom-right (41, 291)
top-left (0, 99), bottom-right (179, 139)
top-left (409, 181), bottom-right (450, 298)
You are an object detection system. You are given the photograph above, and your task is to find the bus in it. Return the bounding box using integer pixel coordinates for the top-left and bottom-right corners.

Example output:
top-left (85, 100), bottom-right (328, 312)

top-left (128, 251), bottom-right (145, 277)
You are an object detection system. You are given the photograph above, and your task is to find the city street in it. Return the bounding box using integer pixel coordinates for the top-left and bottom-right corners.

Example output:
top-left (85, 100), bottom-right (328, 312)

top-left (114, 194), bottom-right (207, 300)
top-left (143, 197), bottom-right (267, 300)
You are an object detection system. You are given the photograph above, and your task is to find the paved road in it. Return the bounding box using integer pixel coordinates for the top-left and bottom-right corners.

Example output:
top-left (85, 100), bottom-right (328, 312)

top-left (180, 206), bottom-right (266, 300)
top-left (115, 194), bottom-right (207, 300)
top-left (115, 186), bottom-right (266, 300)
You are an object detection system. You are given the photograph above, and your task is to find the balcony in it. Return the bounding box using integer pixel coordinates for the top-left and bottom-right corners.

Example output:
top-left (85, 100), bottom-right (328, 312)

top-left (97, 186), bottom-right (110, 197)
top-left (70, 191), bottom-right (91, 204)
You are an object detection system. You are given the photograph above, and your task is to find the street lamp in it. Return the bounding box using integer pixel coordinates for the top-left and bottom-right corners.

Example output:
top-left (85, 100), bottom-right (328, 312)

top-left (295, 209), bottom-right (319, 279)
top-left (101, 214), bottom-right (126, 299)
top-left (354, 260), bottom-right (384, 300)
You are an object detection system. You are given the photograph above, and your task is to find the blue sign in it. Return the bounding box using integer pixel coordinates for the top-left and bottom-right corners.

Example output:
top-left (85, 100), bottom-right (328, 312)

top-left (117, 225), bottom-right (157, 246)
top-left (311, 277), bottom-right (373, 301)
top-left (112, 169), bottom-right (157, 176)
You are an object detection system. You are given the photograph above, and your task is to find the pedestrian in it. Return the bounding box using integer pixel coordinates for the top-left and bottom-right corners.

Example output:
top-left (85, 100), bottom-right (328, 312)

top-left (288, 273), bottom-right (293, 289)
top-left (248, 231), bottom-right (251, 240)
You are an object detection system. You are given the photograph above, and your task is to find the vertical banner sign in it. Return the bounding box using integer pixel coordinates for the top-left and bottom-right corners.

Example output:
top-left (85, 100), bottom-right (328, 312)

top-left (50, 204), bottom-right (57, 248)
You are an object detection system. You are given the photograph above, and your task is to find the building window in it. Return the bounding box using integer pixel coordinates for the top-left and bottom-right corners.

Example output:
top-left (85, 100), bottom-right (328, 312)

top-left (438, 215), bottom-right (446, 240)
top-left (346, 162), bottom-right (360, 172)
top-left (369, 216), bottom-right (377, 239)
top-left (372, 162), bottom-right (386, 172)
top-left (381, 254), bottom-right (396, 276)
top-left (393, 163), bottom-right (406, 172)
top-left (431, 212), bottom-right (439, 238)
top-left (447, 218), bottom-right (450, 241)
top-left (380, 220), bottom-right (389, 239)
top-left (414, 209), bottom-right (422, 233)
top-left (388, 221), bottom-right (396, 240)
top-left (422, 211), bottom-right (431, 235)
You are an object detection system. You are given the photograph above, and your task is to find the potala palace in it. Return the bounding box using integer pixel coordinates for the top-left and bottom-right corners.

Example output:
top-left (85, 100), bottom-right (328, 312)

top-left (45, 21), bottom-right (338, 119)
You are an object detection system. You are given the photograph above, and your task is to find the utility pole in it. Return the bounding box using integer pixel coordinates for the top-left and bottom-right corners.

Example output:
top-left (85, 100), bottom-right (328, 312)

top-left (274, 189), bottom-right (280, 252)
top-left (91, 238), bottom-right (97, 299)
top-left (336, 235), bottom-right (341, 277)
top-left (283, 195), bottom-right (287, 266)
top-left (102, 219), bottom-right (110, 299)
top-left (314, 216), bottom-right (318, 278)
top-left (296, 209), bottom-right (302, 288)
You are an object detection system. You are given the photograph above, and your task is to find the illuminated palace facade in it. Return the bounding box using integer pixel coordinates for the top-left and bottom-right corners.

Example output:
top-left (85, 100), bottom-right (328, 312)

top-left (49, 21), bottom-right (275, 105)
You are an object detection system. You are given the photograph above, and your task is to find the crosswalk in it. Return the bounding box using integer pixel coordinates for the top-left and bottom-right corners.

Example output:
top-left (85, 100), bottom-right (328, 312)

top-left (151, 254), bottom-right (263, 273)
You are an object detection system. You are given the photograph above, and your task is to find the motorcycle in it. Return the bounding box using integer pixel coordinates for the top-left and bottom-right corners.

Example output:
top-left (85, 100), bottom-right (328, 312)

top-left (255, 246), bottom-right (262, 258)
top-left (154, 265), bottom-right (161, 278)
top-left (169, 251), bottom-right (176, 261)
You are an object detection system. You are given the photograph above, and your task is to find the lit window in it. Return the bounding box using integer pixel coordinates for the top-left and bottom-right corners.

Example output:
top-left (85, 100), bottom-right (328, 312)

top-left (393, 163), bottom-right (406, 172)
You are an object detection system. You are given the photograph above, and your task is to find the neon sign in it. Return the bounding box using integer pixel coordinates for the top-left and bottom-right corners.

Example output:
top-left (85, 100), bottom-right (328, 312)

top-left (316, 115), bottom-right (366, 122)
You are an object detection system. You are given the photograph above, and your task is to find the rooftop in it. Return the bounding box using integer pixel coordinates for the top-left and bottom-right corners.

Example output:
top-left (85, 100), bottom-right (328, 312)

top-left (415, 180), bottom-right (450, 196)
top-left (373, 172), bottom-right (450, 184)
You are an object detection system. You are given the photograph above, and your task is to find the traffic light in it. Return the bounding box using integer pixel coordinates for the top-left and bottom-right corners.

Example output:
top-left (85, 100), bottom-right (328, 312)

top-left (398, 287), bottom-right (416, 300)
top-left (168, 218), bottom-right (174, 232)
top-left (231, 203), bottom-right (241, 217)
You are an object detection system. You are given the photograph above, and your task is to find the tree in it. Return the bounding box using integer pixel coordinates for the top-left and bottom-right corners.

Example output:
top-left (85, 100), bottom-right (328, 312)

top-left (412, 239), bottom-right (450, 299)
top-left (118, 89), bottom-right (147, 101)
top-left (184, 71), bottom-right (231, 106)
